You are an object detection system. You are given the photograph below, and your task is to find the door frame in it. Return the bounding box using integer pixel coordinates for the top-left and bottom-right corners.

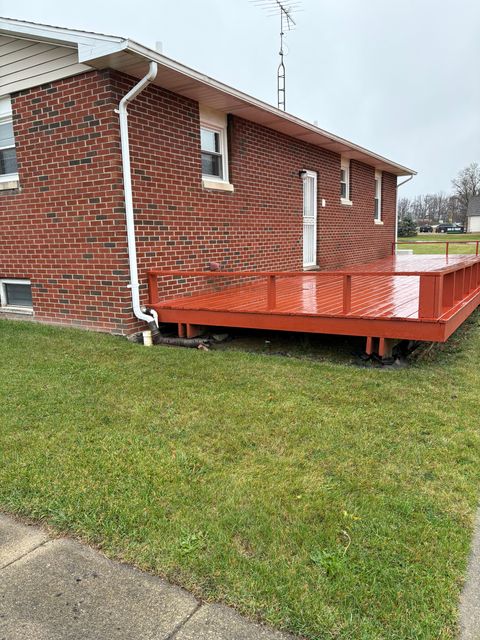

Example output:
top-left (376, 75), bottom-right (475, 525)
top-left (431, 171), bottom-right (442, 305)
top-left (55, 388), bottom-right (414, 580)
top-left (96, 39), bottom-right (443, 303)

top-left (302, 169), bottom-right (318, 268)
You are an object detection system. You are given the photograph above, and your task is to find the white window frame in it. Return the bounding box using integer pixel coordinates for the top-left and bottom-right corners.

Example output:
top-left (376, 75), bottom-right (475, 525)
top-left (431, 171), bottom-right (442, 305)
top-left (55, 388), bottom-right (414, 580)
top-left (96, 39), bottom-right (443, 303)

top-left (200, 123), bottom-right (229, 183)
top-left (199, 105), bottom-right (233, 192)
top-left (0, 95), bottom-right (19, 185)
top-left (340, 158), bottom-right (352, 205)
top-left (0, 278), bottom-right (33, 314)
top-left (374, 170), bottom-right (383, 223)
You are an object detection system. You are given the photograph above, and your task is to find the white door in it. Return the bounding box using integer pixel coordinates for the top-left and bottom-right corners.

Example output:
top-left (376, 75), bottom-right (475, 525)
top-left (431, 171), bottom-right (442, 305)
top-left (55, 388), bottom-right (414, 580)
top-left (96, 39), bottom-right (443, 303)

top-left (303, 170), bottom-right (317, 268)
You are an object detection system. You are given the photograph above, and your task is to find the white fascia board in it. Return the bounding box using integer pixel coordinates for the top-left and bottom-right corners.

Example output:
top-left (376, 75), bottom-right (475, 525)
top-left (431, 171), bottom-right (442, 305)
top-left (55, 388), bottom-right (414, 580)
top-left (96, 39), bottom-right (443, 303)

top-left (0, 17), bottom-right (128, 63)
top-left (0, 16), bottom-right (124, 45)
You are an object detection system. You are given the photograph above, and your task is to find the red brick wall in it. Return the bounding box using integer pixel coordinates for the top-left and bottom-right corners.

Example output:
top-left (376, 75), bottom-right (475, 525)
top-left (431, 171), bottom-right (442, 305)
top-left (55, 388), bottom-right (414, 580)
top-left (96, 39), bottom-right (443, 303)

top-left (0, 71), bottom-right (133, 332)
top-left (0, 69), bottom-right (397, 334)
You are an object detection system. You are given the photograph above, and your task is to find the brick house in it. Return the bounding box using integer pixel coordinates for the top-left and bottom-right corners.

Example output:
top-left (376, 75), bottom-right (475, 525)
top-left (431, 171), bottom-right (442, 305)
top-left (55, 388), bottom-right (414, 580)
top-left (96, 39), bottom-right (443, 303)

top-left (0, 17), bottom-right (415, 336)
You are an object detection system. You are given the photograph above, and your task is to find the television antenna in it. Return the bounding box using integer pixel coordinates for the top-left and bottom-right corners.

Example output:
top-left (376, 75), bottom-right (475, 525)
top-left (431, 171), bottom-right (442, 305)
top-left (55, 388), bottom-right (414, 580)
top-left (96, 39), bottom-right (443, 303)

top-left (251, 0), bottom-right (300, 111)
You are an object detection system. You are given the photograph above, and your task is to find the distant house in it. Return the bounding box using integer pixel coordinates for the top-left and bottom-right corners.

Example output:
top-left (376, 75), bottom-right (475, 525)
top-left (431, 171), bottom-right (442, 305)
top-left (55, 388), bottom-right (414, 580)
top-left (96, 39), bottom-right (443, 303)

top-left (0, 17), bottom-right (416, 336)
top-left (466, 196), bottom-right (480, 233)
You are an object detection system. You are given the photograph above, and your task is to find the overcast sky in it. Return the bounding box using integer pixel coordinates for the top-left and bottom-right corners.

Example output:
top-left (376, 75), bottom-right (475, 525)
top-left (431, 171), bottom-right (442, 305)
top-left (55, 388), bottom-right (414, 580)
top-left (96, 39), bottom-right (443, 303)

top-left (1, 0), bottom-right (479, 198)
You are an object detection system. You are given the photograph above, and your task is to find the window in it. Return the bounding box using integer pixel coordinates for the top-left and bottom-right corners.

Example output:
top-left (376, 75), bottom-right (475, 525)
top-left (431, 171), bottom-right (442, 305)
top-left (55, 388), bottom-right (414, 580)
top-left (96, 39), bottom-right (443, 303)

top-left (0, 96), bottom-right (18, 183)
top-left (0, 279), bottom-right (33, 312)
top-left (340, 158), bottom-right (351, 204)
top-left (201, 127), bottom-right (224, 179)
top-left (374, 170), bottom-right (382, 222)
top-left (199, 105), bottom-right (233, 191)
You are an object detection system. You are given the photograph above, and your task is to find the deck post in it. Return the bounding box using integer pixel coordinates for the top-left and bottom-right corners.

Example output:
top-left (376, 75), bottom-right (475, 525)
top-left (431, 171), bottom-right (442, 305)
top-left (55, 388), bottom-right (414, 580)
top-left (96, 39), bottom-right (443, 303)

top-left (477, 241), bottom-right (479, 257)
top-left (454, 269), bottom-right (464, 301)
top-left (378, 338), bottom-right (397, 359)
top-left (342, 275), bottom-right (352, 314)
top-left (464, 266), bottom-right (472, 295)
top-left (442, 272), bottom-right (455, 310)
top-left (147, 272), bottom-right (159, 306)
top-left (267, 275), bottom-right (277, 310)
top-left (474, 263), bottom-right (480, 288)
top-left (419, 274), bottom-right (442, 319)
top-left (445, 242), bottom-right (449, 259)
top-left (365, 336), bottom-right (374, 355)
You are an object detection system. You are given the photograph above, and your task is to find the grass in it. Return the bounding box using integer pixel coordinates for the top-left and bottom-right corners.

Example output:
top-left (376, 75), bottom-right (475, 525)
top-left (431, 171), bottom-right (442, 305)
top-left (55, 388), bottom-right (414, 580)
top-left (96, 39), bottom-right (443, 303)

top-left (2, 318), bottom-right (480, 639)
top-left (399, 232), bottom-right (480, 254)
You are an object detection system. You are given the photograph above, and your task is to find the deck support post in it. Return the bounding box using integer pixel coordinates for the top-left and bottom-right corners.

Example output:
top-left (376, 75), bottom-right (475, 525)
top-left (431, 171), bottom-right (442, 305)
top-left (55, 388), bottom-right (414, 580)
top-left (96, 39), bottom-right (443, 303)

top-left (186, 324), bottom-right (206, 339)
top-left (365, 336), bottom-right (400, 360)
top-left (378, 338), bottom-right (398, 359)
top-left (365, 336), bottom-right (374, 355)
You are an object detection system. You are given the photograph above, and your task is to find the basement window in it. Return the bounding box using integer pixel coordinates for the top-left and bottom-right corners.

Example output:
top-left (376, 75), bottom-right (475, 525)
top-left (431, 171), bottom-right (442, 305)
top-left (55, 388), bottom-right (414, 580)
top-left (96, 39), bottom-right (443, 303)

top-left (0, 95), bottom-right (19, 187)
top-left (340, 158), bottom-right (352, 205)
top-left (374, 170), bottom-right (382, 223)
top-left (0, 279), bottom-right (33, 313)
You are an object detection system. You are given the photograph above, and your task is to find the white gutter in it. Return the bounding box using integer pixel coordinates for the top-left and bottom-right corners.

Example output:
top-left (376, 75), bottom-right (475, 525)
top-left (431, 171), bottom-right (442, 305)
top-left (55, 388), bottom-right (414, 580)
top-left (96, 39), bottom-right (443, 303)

top-left (394, 174), bottom-right (414, 248)
top-left (118, 61), bottom-right (158, 326)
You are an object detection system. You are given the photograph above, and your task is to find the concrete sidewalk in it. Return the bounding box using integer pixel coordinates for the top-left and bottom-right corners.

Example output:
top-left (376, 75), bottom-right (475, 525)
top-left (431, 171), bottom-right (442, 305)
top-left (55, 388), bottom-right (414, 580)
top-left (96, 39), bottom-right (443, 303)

top-left (460, 509), bottom-right (480, 640)
top-left (0, 514), bottom-right (295, 640)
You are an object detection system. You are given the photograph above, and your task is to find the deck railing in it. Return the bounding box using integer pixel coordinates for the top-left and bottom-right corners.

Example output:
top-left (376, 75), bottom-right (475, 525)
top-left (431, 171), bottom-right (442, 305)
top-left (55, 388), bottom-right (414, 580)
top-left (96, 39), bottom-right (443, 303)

top-left (147, 259), bottom-right (480, 321)
top-left (393, 240), bottom-right (480, 257)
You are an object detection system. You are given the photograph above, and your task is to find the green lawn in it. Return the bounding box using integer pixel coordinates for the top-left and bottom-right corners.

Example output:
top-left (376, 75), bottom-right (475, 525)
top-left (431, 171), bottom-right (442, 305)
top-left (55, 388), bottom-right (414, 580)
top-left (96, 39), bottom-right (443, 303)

top-left (399, 232), bottom-right (480, 254)
top-left (1, 318), bottom-right (480, 639)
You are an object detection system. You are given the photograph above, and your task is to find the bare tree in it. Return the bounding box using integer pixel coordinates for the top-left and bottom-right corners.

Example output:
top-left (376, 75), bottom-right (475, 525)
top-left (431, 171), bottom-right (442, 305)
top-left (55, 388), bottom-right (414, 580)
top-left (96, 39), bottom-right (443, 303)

top-left (397, 162), bottom-right (479, 226)
top-left (451, 162), bottom-right (480, 222)
top-left (397, 197), bottom-right (410, 221)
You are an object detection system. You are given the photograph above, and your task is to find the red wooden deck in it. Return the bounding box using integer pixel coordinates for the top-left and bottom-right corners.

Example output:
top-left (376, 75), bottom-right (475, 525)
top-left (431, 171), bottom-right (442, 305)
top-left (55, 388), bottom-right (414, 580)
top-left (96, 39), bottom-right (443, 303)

top-left (147, 254), bottom-right (480, 346)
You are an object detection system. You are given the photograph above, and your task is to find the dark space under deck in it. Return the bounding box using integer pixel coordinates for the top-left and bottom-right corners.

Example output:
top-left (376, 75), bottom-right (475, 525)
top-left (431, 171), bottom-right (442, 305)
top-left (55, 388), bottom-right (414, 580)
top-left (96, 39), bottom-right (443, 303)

top-left (147, 255), bottom-right (480, 345)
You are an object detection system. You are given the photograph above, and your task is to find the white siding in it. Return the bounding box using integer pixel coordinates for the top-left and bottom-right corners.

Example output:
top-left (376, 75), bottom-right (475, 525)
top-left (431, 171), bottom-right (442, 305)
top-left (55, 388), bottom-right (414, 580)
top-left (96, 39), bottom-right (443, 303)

top-left (468, 217), bottom-right (480, 233)
top-left (0, 35), bottom-right (92, 95)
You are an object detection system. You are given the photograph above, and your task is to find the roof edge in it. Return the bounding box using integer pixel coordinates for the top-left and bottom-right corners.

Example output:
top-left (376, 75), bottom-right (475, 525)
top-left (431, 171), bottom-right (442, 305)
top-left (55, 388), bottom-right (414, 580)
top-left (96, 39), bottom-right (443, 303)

top-left (0, 16), bottom-right (416, 177)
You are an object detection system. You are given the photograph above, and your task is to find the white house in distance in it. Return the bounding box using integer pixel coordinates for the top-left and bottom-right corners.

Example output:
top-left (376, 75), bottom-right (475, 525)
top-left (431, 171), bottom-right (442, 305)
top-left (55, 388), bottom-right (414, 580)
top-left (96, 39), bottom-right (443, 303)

top-left (467, 196), bottom-right (480, 233)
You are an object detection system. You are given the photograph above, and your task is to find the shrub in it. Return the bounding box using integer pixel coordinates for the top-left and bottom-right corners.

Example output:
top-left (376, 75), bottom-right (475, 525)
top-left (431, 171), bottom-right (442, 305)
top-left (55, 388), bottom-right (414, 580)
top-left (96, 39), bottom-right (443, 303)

top-left (398, 216), bottom-right (417, 237)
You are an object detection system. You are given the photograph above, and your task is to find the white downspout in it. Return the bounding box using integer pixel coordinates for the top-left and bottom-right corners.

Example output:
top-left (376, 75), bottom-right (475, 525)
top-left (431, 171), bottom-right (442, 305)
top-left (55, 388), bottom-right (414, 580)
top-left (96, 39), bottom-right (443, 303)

top-left (395, 174), bottom-right (414, 251)
top-left (118, 61), bottom-right (158, 326)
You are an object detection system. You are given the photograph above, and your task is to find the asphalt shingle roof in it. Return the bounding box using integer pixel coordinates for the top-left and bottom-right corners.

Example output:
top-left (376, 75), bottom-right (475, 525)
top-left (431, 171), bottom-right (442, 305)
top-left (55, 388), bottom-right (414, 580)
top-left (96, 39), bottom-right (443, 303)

top-left (467, 195), bottom-right (480, 217)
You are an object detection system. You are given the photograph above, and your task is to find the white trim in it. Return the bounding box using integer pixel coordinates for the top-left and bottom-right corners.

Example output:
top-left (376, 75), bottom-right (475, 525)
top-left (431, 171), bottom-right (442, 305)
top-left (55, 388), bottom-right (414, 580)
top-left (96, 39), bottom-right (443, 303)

top-left (200, 120), bottom-right (230, 184)
top-left (374, 170), bottom-right (382, 222)
top-left (202, 178), bottom-right (234, 192)
top-left (0, 176), bottom-right (19, 189)
top-left (340, 157), bottom-right (351, 204)
top-left (341, 198), bottom-right (353, 206)
top-left (0, 278), bottom-right (33, 313)
top-left (0, 95), bottom-right (18, 181)
top-left (0, 95), bottom-right (12, 118)
top-left (302, 169), bottom-right (318, 269)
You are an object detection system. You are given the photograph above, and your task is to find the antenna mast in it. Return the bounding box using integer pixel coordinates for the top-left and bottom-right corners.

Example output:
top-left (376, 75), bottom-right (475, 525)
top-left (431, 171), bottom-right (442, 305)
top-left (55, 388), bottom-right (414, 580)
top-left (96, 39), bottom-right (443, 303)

top-left (251, 0), bottom-right (299, 111)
